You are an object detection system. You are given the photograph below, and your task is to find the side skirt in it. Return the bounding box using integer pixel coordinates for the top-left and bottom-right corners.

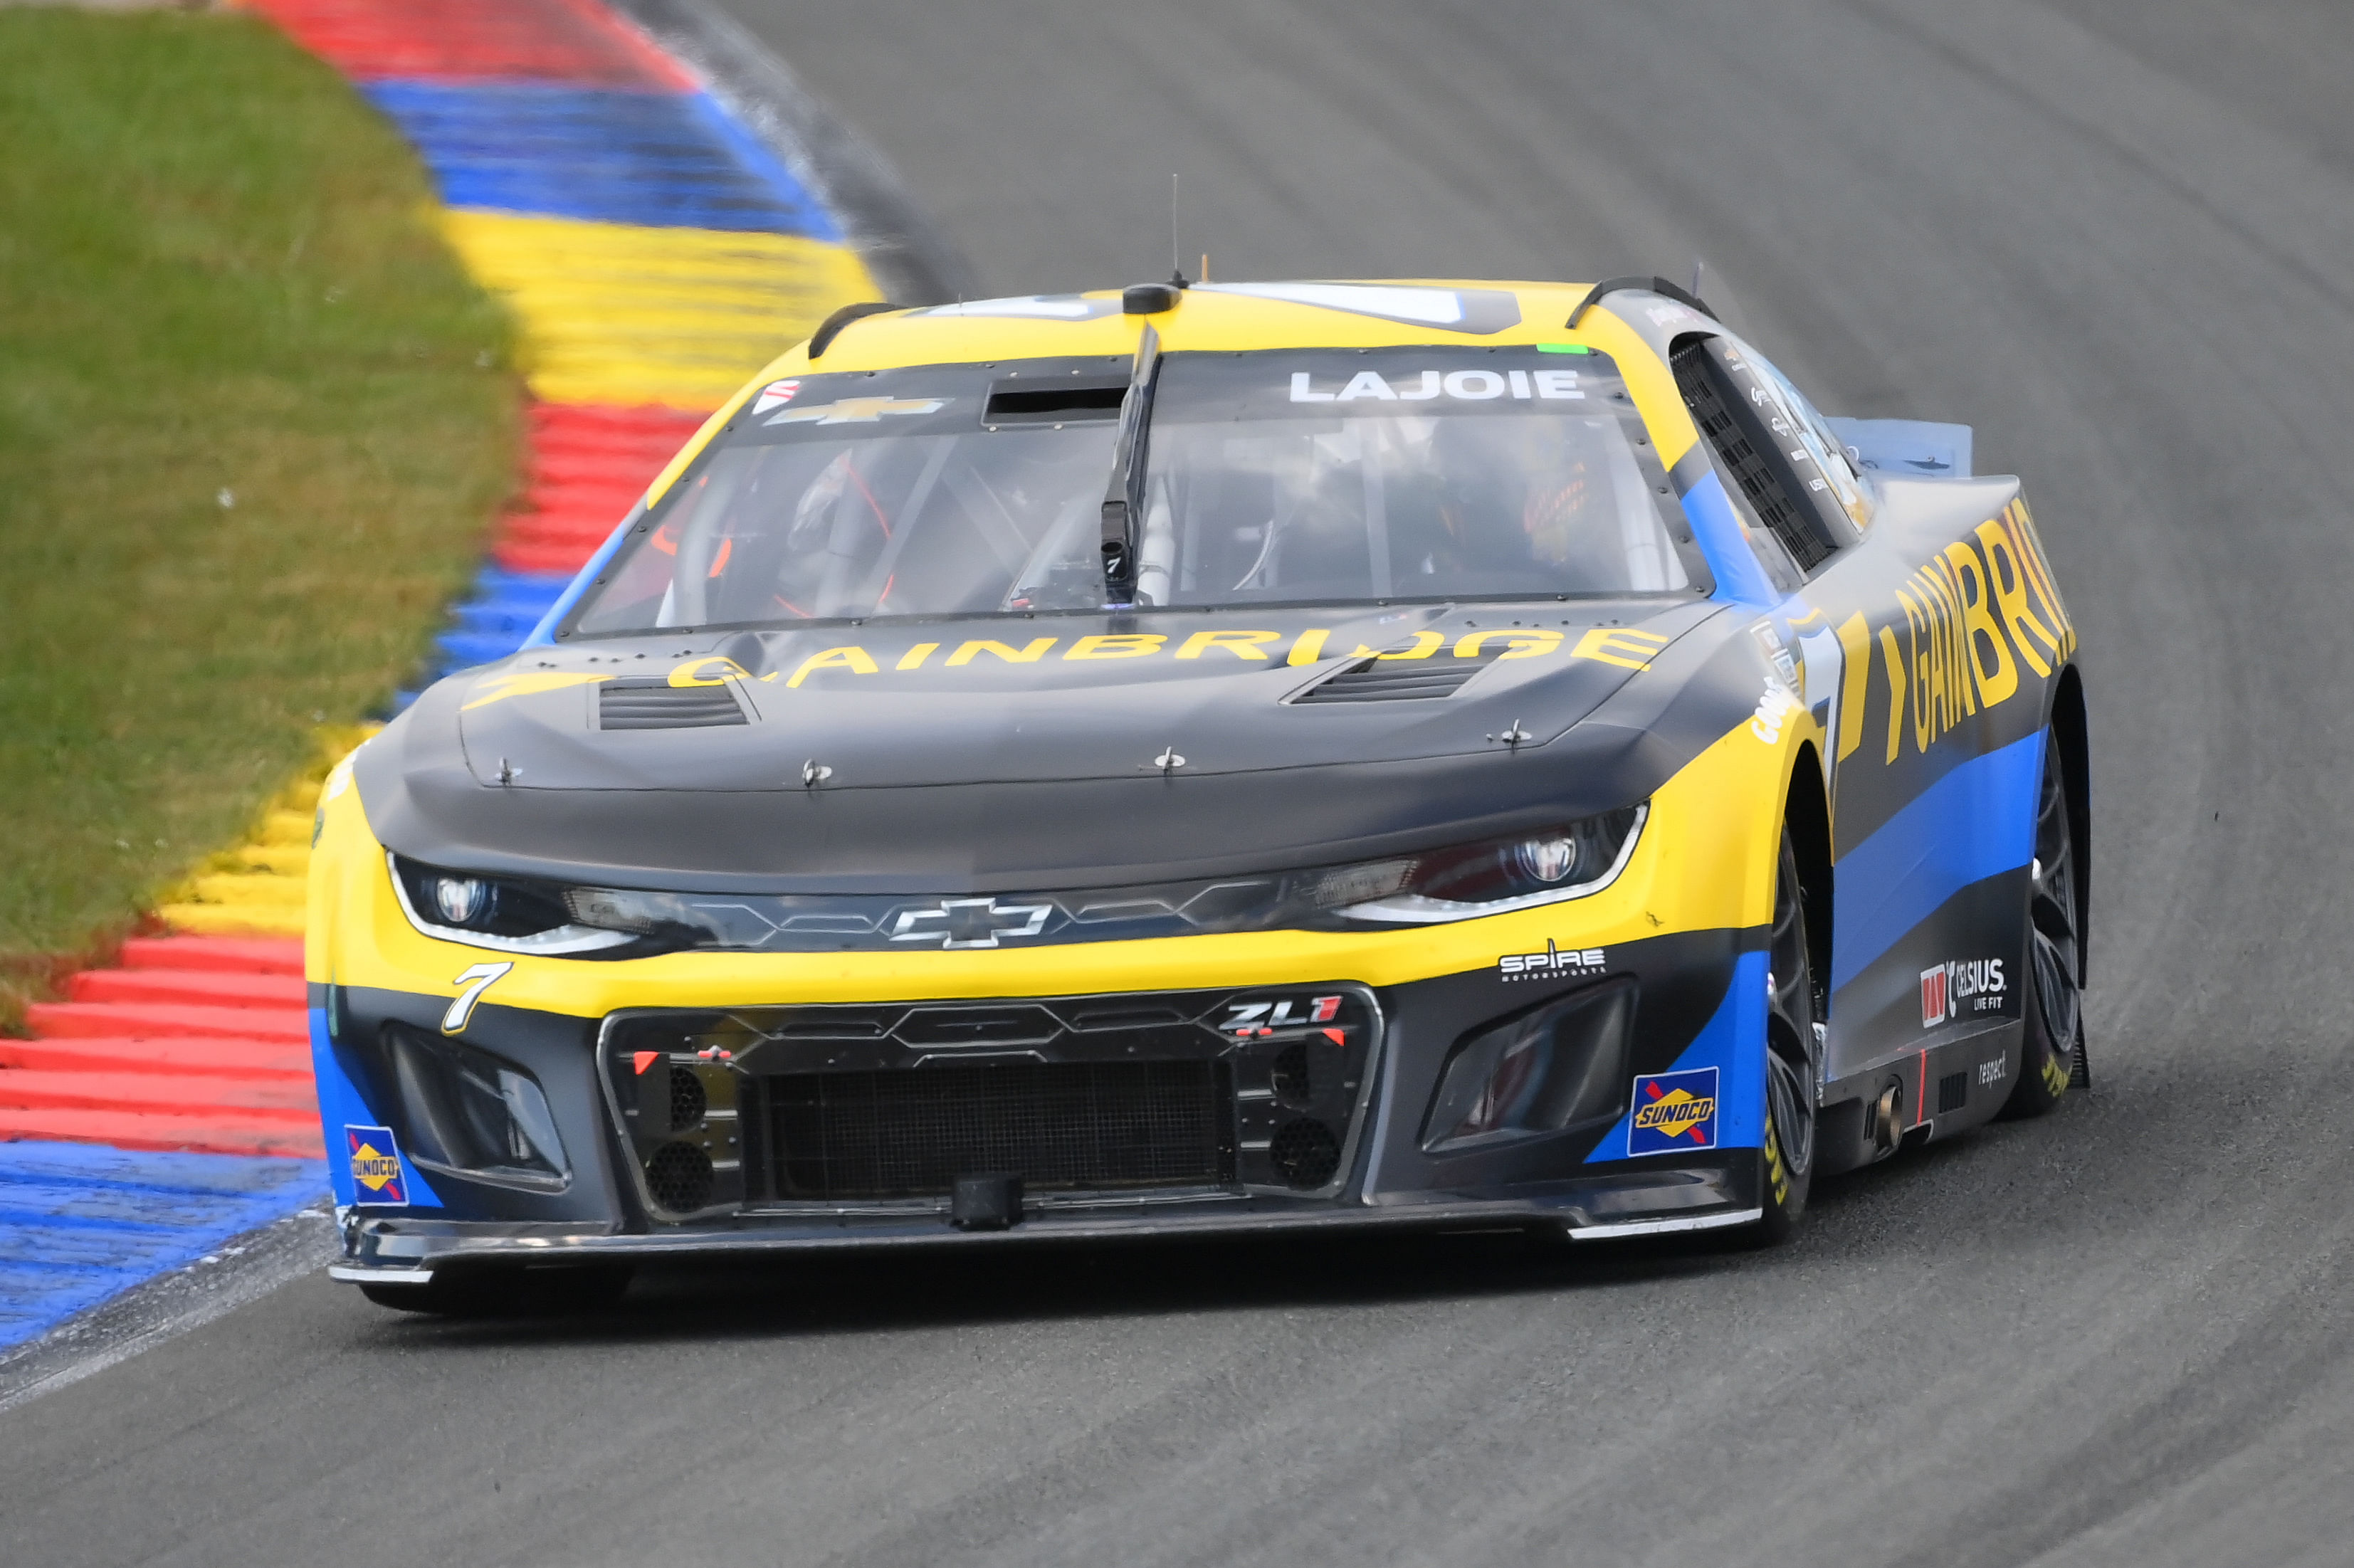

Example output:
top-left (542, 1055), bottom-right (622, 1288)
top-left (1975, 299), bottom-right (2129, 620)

top-left (1815, 1016), bottom-right (2024, 1175)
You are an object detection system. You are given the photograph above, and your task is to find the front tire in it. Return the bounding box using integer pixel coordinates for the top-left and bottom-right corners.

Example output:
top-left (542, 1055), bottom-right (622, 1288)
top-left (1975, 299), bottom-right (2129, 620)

top-left (1753, 825), bottom-right (1821, 1244)
top-left (2002, 727), bottom-right (2087, 1118)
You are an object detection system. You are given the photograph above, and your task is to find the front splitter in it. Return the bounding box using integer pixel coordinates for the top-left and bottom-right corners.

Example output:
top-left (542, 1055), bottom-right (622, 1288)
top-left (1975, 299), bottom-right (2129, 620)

top-left (330, 1179), bottom-right (1763, 1283)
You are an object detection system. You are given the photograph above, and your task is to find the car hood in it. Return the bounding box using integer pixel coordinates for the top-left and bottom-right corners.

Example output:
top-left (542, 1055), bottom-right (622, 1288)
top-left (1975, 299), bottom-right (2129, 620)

top-left (357, 598), bottom-right (1747, 893)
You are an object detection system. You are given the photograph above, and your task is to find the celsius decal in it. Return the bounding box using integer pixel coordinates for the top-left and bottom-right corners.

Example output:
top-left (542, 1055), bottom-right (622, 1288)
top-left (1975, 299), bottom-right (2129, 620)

top-left (751, 377), bottom-right (802, 414)
top-left (1920, 957), bottom-right (2007, 1027)
top-left (347, 1125), bottom-right (408, 1204)
top-left (1223, 995), bottom-right (1344, 1036)
top-left (1287, 369), bottom-right (1585, 404)
top-left (888, 898), bottom-right (1052, 949)
top-left (768, 396), bottom-right (947, 426)
top-left (1498, 940), bottom-right (1605, 981)
top-left (441, 961), bottom-right (514, 1034)
top-left (1630, 1068), bottom-right (1720, 1155)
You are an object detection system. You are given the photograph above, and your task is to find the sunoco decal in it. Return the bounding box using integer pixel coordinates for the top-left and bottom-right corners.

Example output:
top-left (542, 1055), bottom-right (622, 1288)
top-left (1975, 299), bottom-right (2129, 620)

top-left (1629, 1068), bottom-right (1719, 1155)
top-left (347, 1125), bottom-right (409, 1205)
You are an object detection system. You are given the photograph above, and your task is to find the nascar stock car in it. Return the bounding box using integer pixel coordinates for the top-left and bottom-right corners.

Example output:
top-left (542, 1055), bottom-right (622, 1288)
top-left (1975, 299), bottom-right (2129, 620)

top-left (310, 275), bottom-right (2087, 1310)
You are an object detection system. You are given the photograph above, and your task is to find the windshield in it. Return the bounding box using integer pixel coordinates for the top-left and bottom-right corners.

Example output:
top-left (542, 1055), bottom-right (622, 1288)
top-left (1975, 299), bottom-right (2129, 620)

top-left (567, 347), bottom-right (1693, 637)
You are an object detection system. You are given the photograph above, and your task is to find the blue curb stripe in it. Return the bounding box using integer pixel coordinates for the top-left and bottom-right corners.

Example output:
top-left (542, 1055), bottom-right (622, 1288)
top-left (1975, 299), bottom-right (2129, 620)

top-left (0, 1143), bottom-right (325, 1349)
top-left (362, 82), bottom-right (840, 237)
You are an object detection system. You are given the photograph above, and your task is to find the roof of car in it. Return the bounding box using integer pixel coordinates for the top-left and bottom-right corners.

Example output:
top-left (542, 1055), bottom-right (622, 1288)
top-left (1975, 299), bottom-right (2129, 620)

top-left (812, 280), bottom-right (1602, 369)
top-left (641, 278), bottom-right (1702, 507)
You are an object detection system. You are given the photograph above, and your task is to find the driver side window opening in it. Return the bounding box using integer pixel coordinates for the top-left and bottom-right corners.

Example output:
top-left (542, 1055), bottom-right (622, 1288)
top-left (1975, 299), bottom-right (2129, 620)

top-left (1670, 334), bottom-right (1854, 578)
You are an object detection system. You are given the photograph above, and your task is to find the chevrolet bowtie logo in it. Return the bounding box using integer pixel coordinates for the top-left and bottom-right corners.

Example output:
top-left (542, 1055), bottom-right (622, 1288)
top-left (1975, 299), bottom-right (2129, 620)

top-left (888, 898), bottom-right (1053, 949)
top-left (767, 396), bottom-right (947, 425)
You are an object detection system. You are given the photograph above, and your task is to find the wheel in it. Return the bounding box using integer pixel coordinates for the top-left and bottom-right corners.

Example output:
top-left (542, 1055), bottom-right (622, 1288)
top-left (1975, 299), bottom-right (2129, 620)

top-left (1753, 824), bottom-right (1821, 1243)
top-left (357, 1263), bottom-right (634, 1317)
top-left (2001, 727), bottom-right (2086, 1118)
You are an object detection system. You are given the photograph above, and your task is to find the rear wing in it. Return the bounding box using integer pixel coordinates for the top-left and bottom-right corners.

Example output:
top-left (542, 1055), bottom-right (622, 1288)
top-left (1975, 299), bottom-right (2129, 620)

top-left (1824, 418), bottom-right (1972, 479)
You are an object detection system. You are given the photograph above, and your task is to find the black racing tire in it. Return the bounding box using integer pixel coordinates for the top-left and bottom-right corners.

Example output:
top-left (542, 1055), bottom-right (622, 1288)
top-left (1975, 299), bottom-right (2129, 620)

top-left (2001, 727), bottom-right (2087, 1119)
top-left (1749, 824), bottom-right (1822, 1245)
top-left (357, 1263), bottom-right (634, 1317)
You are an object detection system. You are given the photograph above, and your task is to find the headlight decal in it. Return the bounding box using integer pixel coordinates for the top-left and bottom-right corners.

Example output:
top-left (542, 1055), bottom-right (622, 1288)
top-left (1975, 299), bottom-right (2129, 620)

top-left (387, 853), bottom-right (638, 957)
top-left (1330, 805), bottom-right (1646, 925)
top-left (383, 804), bottom-right (1649, 960)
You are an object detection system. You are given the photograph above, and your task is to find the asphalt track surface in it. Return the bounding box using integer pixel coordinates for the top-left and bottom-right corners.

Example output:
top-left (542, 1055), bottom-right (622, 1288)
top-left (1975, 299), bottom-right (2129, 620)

top-left (9, 3), bottom-right (2354, 1564)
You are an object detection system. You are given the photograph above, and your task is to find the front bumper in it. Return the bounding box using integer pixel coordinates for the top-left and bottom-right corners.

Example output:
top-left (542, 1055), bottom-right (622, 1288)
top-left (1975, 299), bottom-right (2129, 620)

top-left (312, 922), bottom-right (1770, 1280)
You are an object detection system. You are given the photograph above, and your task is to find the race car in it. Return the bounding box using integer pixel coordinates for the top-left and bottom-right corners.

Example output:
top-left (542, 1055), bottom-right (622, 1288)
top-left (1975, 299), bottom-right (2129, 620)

top-left (309, 275), bottom-right (2088, 1311)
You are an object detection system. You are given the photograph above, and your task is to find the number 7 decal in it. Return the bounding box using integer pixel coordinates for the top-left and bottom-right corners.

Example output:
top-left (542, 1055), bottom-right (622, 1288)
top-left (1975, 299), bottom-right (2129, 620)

top-left (442, 962), bottom-right (514, 1034)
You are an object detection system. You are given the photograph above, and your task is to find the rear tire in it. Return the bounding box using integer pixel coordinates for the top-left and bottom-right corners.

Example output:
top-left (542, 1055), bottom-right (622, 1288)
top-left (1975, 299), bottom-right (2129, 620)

top-left (357, 1263), bottom-right (634, 1317)
top-left (2002, 727), bottom-right (2086, 1118)
top-left (1751, 825), bottom-right (1821, 1244)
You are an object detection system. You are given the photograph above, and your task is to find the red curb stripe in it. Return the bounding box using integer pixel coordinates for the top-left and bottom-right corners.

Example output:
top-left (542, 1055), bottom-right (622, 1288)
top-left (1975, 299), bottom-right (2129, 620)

top-left (26, 1002), bottom-right (310, 1042)
top-left (0, 1038), bottom-right (313, 1083)
top-left (489, 401), bottom-right (713, 574)
top-left (117, 937), bottom-right (305, 975)
top-left (68, 970), bottom-right (308, 1009)
top-left (243, 0), bottom-right (695, 91)
top-left (0, 1070), bottom-right (319, 1120)
top-left (0, 1110), bottom-right (325, 1160)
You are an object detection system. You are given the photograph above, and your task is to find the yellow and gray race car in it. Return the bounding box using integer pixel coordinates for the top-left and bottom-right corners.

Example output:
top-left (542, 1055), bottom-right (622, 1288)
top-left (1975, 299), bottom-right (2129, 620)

top-left (310, 275), bottom-right (2088, 1311)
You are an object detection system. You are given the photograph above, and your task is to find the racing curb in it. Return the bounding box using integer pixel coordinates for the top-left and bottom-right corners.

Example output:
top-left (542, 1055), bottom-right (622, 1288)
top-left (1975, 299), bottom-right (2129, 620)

top-left (0, 0), bottom-right (967, 1375)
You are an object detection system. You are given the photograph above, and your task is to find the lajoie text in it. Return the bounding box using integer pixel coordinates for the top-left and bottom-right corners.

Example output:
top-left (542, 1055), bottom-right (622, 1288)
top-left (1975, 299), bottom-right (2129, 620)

top-left (1289, 369), bottom-right (1585, 404)
top-left (1498, 940), bottom-right (1607, 981)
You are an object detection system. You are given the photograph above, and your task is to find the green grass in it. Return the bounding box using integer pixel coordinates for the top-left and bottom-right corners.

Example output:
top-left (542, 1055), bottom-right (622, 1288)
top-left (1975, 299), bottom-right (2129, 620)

top-left (0, 9), bottom-right (520, 997)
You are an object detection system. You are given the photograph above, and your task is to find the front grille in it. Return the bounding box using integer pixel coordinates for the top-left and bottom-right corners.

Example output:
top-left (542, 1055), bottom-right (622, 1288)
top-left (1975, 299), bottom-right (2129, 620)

top-left (605, 986), bottom-right (1378, 1215)
top-left (756, 1060), bottom-right (1233, 1201)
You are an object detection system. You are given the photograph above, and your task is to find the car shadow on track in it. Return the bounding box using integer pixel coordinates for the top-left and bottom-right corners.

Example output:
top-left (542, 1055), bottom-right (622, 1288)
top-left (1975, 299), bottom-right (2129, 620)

top-left (350, 1088), bottom-right (2130, 1347)
top-left (361, 1226), bottom-right (1720, 1347)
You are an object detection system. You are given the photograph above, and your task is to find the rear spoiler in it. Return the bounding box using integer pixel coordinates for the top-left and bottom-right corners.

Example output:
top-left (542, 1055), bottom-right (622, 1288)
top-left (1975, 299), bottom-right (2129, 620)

top-left (1824, 417), bottom-right (1973, 478)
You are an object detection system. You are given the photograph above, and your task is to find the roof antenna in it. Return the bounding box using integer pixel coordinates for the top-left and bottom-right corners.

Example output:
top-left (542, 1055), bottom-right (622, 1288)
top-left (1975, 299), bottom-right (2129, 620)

top-left (1690, 256), bottom-right (1706, 300)
top-left (1169, 174), bottom-right (1189, 288)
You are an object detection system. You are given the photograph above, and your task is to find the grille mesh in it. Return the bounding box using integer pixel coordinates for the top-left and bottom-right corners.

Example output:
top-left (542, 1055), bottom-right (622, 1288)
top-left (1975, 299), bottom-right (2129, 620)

top-left (646, 1142), bottom-right (714, 1212)
top-left (668, 1065), bottom-right (707, 1132)
top-left (760, 1061), bottom-right (1231, 1200)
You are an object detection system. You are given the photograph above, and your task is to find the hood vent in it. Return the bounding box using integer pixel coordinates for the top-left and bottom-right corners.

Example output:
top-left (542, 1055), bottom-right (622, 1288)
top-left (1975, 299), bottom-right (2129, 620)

top-left (598, 678), bottom-right (748, 730)
top-left (1291, 651), bottom-right (1503, 704)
